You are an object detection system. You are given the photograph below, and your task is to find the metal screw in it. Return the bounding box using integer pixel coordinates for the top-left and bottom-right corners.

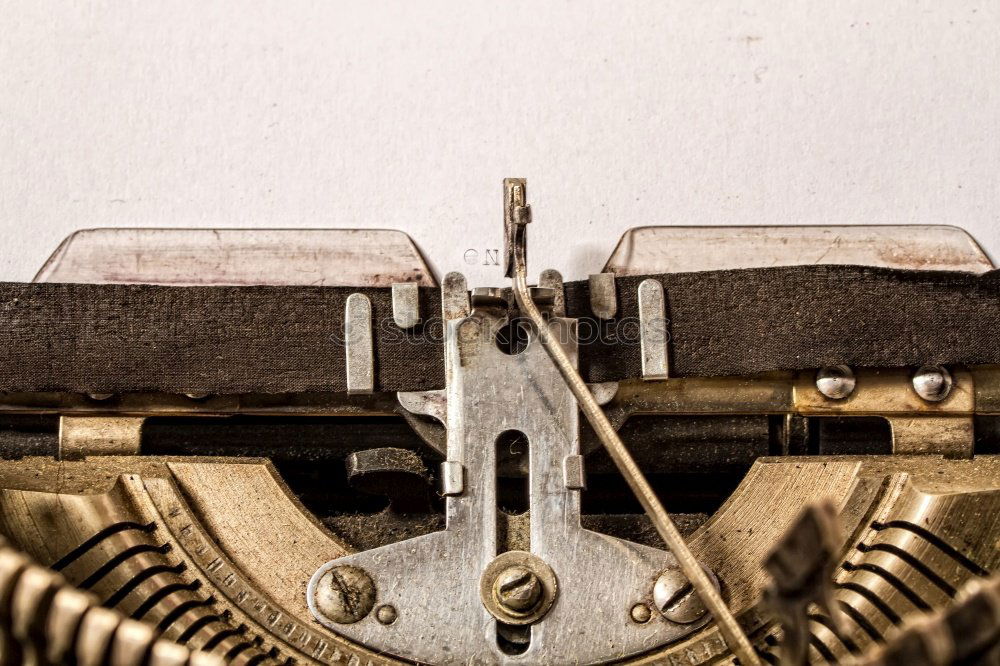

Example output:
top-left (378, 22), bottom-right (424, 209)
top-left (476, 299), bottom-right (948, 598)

top-left (314, 566), bottom-right (376, 624)
top-left (912, 365), bottom-right (953, 402)
top-left (630, 602), bottom-right (652, 624)
top-left (815, 365), bottom-right (856, 400)
top-left (375, 604), bottom-right (397, 625)
top-left (653, 569), bottom-right (708, 624)
top-left (493, 566), bottom-right (543, 614)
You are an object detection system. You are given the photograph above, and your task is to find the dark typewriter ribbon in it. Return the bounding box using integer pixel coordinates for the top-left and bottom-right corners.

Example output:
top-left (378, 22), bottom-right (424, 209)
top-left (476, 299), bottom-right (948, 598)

top-left (1, 264), bottom-right (999, 394)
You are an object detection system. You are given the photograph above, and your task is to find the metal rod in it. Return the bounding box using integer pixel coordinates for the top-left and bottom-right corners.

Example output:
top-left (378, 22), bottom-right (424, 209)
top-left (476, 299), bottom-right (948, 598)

top-left (504, 179), bottom-right (761, 666)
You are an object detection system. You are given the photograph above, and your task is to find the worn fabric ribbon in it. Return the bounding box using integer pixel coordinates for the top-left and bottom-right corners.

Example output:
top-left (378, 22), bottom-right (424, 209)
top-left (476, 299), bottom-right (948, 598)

top-left (1, 265), bottom-right (998, 394)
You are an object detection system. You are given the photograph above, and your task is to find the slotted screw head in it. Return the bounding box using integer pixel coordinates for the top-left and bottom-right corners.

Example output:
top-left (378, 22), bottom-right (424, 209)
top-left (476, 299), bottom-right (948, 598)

top-left (493, 566), bottom-right (543, 614)
top-left (315, 565), bottom-right (376, 624)
top-left (653, 569), bottom-right (708, 624)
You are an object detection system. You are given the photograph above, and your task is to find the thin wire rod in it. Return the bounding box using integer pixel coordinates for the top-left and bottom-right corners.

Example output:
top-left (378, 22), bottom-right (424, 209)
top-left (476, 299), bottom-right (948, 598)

top-left (505, 180), bottom-right (761, 666)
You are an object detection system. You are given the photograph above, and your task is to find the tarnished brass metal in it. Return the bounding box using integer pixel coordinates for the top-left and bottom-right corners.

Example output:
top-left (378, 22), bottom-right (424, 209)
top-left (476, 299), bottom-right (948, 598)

top-left (0, 363), bottom-right (992, 663)
top-left (0, 454), bottom-right (994, 664)
top-left (479, 551), bottom-right (558, 626)
top-left (1, 214), bottom-right (998, 664)
top-left (0, 458), bottom-right (375, 665)
top-left (607, 367), bottom-right (979, 419)
top-left (59, 415), bottom-right (145, 458)
top-left (0, 367), bottom-right (990, 430)
top-left (763, 501), bottom-right (844, 665)
top-left (794, 367), bottom-right (976, 458)
top-left (792, 367), bottom-right (974, 415)
top-left (0, 537), bottom-right (224, 666)
top-left (886, 415), bottom-right (975, 458)
top-left (0, 370), bottom-right (993, 662)
top-left (858, 573), bottom-right (1000, 665)
top-left (602, 367), bottom-right (979, 458)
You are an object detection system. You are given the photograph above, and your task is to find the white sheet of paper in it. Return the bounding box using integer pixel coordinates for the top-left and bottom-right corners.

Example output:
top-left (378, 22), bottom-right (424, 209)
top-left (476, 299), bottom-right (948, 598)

top-left (2, 2), bottom-right (998, 286)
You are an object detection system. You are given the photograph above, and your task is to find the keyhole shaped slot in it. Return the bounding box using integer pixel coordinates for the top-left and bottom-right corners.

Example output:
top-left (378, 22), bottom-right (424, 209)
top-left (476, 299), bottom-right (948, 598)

top-left (495, 429), bottom-right (530, 517)
top-left (495, 317), bottom-right (531, 355)
top-left (497, 622), bottom-right (531, 655)
top-left (494, 429), bottom-right (533, 655)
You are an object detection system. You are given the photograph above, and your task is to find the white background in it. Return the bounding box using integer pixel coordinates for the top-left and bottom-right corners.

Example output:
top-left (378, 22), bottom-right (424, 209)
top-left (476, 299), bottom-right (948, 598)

top-left (2, 1), bottom-right (998, 286)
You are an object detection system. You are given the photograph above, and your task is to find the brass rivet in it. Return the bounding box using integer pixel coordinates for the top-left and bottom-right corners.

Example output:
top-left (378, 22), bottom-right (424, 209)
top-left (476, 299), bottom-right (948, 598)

top-left (375, 604), bottom-right (397, 625)
top-left (630, 603), bottom-right (652, 624)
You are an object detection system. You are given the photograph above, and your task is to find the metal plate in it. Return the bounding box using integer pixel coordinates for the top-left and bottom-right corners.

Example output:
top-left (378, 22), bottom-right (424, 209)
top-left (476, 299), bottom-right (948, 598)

top-left (309, 306), bottom-right (706, 664)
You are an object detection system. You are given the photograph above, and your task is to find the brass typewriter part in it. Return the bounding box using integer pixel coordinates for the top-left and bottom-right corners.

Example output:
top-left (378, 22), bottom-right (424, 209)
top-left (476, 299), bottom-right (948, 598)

top-left (0, 186), bottom-right (997, 664)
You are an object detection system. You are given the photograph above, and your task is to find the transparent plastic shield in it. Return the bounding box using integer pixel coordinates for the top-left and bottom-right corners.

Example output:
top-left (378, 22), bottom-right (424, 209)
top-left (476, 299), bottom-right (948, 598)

top-left (34, 228), bottom-right (436, 287)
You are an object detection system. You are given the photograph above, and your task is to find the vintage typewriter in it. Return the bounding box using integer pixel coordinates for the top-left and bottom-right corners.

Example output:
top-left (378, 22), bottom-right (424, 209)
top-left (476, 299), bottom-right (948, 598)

top-left (0, 180), bottom-right (996, 665)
